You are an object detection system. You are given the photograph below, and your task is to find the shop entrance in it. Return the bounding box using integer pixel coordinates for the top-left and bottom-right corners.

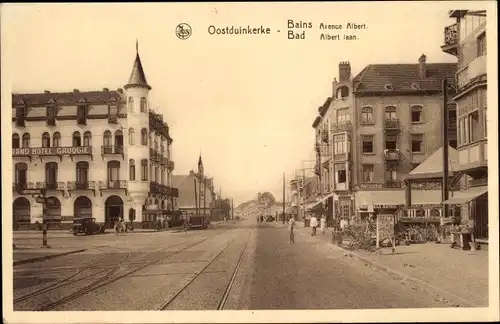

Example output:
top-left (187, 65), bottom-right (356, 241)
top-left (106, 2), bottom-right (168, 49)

top-left (105, 195), bottom-right (124, 228)
top-left (13, 197), bottom-right (31, 230)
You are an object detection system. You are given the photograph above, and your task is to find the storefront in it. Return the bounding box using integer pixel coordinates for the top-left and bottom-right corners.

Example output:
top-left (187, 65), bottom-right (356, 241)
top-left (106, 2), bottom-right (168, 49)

top-left (13, 197), bottom-right (31, 230)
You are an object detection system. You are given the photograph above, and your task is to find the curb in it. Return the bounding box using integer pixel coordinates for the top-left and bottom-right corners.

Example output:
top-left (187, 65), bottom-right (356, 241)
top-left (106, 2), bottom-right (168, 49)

top-left (13, 248), bottom-right (87, 266)
top-left (293, 228), bottom-right (478, 308)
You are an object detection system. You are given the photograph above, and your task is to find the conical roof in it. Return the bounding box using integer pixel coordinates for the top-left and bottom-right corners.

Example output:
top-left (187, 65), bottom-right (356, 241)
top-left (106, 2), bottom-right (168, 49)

top-left (124, 41), bottom-right (151, 90)
top-left (198, 155), bottom-right (203, 167)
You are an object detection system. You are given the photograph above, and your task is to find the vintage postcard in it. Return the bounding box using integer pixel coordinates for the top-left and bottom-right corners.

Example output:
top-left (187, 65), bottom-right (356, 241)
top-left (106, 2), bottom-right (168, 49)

top-left (1, 1), bottom-right (498, 323)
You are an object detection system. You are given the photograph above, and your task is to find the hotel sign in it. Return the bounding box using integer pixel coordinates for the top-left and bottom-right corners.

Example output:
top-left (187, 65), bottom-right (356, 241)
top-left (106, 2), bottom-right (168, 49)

top-left (12, 146), bottom-right (92, 157)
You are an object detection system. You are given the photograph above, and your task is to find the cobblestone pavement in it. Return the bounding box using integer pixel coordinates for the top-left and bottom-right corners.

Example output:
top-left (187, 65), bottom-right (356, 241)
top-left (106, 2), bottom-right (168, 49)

top-left (12, 219), bottom-right (461, 311)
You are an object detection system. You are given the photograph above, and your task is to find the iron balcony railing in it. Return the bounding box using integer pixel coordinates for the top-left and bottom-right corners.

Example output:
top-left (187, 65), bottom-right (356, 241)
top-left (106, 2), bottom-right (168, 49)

top-left (444, 23), bottom-right (458, 46)
top-left (331, 121), bottom-right (352, 133)
top-left (101, 145), bottom-right (124, 155)
top-left (168, 161), bottom-right (175, 170)
top-left (99, 180), bottom-right (127, 189)
top-left (67, 181), bottom-right (96, 190)
top-left (384, 118), bottom-right (400, 130)
top-left (36, 181), bottom-right (66, 190)
top-left (384, 149), bottom-right (401, 161)
top-left (384, 180), bottom-right (403, 188)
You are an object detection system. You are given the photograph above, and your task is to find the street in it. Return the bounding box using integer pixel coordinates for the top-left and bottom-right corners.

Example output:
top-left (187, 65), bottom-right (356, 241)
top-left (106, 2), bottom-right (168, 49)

top-left (13, 219), bottom-right (453, 311)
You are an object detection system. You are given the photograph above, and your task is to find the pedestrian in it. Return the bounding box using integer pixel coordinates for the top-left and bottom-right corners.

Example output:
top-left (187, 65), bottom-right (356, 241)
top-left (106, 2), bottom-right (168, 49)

top-left (288, 216), bottom-right (295, 244)
top-left (320, 215), bottom-right (327, 235)
top-left (310, 215), bottom-right (318, 236)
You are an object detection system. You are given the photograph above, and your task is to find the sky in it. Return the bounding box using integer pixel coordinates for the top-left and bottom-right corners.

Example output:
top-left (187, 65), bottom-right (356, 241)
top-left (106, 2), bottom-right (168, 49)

top-left (2, 2), bottom-right (466, 206)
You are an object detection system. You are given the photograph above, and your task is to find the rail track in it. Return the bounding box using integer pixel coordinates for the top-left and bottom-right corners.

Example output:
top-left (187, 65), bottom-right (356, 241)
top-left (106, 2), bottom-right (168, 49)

top-left (158, 231), bottom-right (250, 310)
top-left (32, 231), bottom-right (232, 311)
top-left (14, 245), bottom-right (129, 305)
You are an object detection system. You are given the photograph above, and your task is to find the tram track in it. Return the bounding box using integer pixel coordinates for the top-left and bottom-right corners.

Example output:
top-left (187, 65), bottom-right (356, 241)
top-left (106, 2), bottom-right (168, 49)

top-left (33, 231), bottom-right (233, 311)
top-left (158, 231), bottom-right (251, 310)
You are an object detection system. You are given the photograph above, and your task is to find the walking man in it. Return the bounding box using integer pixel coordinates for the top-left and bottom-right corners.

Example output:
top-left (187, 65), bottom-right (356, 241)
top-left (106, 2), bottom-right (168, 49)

top-left (288, 216), bottom-right (295, 244)
top-left (310, 215), bottom-right (318, 236)
top-left (320, 215), bottom-right (327, 235)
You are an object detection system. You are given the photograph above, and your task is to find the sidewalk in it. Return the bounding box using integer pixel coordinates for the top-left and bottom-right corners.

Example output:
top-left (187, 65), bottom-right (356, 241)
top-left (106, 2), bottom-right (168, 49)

top-left (13, 247), bottom-right (87, 266)
top-left (277, 222), bottom-right (489, 307)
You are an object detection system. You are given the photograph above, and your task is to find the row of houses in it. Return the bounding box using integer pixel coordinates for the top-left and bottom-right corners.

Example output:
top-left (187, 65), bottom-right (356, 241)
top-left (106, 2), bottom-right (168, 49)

top-left (291, 10), bottom-right (488, 245)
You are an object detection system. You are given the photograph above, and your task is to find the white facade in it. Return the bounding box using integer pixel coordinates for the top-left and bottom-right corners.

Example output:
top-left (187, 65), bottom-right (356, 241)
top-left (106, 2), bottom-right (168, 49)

top-left (12, 46), bottom-right (177, 229)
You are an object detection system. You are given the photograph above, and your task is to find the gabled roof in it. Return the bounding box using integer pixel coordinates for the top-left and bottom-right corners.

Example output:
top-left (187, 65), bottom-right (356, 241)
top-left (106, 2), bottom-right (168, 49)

top-left (124, 43), bottom-right (151, 90)
top-left (12, 90), bottom-right (125, 107)
top-left (312, 116), bottom-right (322, 128)
top-left (353, 63), bottom-right (457, 93)
top-left (406, 146), bottom-right (459, 180)
top-left (318, 97), bottom-right (332, 117)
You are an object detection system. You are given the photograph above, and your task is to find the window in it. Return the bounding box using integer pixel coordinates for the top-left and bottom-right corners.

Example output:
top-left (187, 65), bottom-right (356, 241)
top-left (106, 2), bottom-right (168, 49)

top-left (76, 161), bottom-right (89, 183)
top-left (73, 131), bottom-right (82, 147)
top-left (477, 32), bottom-right (486, 57)
top-left (362, 164), bottom-right (374, 182)
top-left (411, 105), bottom-right (423, 123)
top-left (333, 134), bottom-right (346, 154)
top-left (103, 131), bottom-right (112, 147)
top-left (361, 107), bottom-right (373, 124)
top-left (385, 135), bottom-right (398, 150)
top-left (128, 97), bottom-right (134, 112)
top-left (141, 159), bottom-right (148, 181)
top-left (449, 109), bottom-right (457, 126)
top-left (336, 86), bottom-right (349, 99)
top-left (42, 132), bottom-right (51, 148)
top-left (129, 159), bottom-right (136, 181)
top-left (114, 130), bottom-right (124, 149)
top-left (385, 169), bottom-right (397, 181)
top-left (15, 162), bottom-right (28, 184)
top-left (336, 108), bottom-right (349, 123)
top-left (107, 161), bottom-right (120, 181)
top-left (109, 105), bottom-right (118, 116)
top-left (45, 162), bottom-right (58, 186)
top-left (46, 106), bottom-right (56, 118)
top-left (77, 105), bottom-right (86, 117)
top-left (385, 106), bottom-right (397, 120)
top-left (362, 135), bottom-right (374, 154)
top-left (83, 131), bottom-right (92, 146)
top-left (140, 97), bottom-right (147, 112)
top-left (141, 128), bottom-right (148, 146)
top-left (459, 117), bottom-right (467, 146)
top-left (53, 132), bottom-right (61, 147)
top-left (468, 111), bottom-right (480, 142)
top-left (22, 134), bottom-right (30, 148)
top-left (335, 164), bottom-right (346, 183)
top-left (12, 134), bottom-right (20, 148)
top-left (129, 128), bottom-right (135, 145)
top-left (411, 134), bottom-right (424, 153)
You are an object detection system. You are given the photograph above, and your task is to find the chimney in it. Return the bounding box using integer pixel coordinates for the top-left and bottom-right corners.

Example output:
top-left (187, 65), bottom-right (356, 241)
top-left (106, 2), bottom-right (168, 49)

top-left (419, 54), bottom-right (427, 79)
top-left (338, 61), bottom-right (351, 82)
top-left (44, 90), bottom-right (50, 94)
top-left (73, 89), bottom-right (79, 92)
top-left (103, 87), bottom-right (109, 91)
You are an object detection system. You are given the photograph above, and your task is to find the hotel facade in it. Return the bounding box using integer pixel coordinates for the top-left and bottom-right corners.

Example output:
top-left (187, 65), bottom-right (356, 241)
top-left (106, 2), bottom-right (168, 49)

top-left (12, 45), bottom-right (179, 230)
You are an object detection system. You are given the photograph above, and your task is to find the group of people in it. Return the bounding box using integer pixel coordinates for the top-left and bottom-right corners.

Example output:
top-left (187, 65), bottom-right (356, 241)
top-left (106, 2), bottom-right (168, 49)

top-left (286, 213), bottom-right (350, 244)
top-left (114, 217), bottom-right (127, 235)
top-left (155, 215), bottom-right (169, 231)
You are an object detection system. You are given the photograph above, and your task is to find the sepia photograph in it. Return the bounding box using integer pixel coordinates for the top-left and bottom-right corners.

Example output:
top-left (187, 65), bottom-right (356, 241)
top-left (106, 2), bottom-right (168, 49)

top-left (1, 2), bottom-right (498, 323)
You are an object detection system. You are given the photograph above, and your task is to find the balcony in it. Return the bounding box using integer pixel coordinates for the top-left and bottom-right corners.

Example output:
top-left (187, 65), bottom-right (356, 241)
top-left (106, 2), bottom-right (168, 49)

top-left (77, 115), bottom-right (87, 125)
top-left (457, 138), bottom-right (488, 175)
top-left (36, 181), bottom-right (66, 191)
top-left (149, 148), bottom-right (161, 162)
top-left (333, 182), bottom-right (349, 192)
top-left (333, 152), bottom-right (351, 162)
top-left (67, 181), bottom-right (97, 196)
top-left (441, 23), bottom-right (458, 56)
top-left (168, 161), bottom-right (175, 170)
top-left (99, 180), bottom-right (127, 195)
top-left (13, 182), bottom-right (37, 193)
top-left (331, 121), bottom-right (352, 133)
top-left (161, 157), bottom-right (169, 166)
top-left (384, 149), bottom-right (401, 161)
top-left (456, 57), bottom-right (487, 93)
top-left (101, 145), bottom-right (124, 158)
top-left (384, 119), bottom-right (400, 132)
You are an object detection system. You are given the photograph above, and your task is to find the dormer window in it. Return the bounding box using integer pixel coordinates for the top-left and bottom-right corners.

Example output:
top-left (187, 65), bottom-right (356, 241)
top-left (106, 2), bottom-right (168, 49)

top-left (411, 83), bottom-right (420, 90)
top-left (384, 84), bottom-right (394, 90)
top-left (336, 86), bottom-right (349, 99)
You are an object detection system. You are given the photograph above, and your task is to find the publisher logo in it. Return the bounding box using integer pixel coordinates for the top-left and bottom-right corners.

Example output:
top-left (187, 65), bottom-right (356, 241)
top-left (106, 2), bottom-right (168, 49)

top-left (176, 23), bottom-right (192, 40)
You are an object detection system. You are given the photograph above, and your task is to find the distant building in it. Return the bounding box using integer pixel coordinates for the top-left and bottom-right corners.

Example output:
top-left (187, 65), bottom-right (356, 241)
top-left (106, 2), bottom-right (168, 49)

top-left (12, 43), bottom-right (178, 230)
top-left (441, 10), bottom-right (488, 243)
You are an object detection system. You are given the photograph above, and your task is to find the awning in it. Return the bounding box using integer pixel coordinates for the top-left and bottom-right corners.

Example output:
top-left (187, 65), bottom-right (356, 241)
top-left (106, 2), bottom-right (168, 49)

top-left (442, 186), bottom-right (488, 205)
top-left (308, 193), bottom-right (334, 209)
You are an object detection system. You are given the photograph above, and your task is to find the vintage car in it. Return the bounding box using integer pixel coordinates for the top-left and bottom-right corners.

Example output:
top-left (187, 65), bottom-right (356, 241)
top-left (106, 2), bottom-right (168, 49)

top-left (73, 217), bottom-right (106, 236)
top-left (186, 215), bottom-right (210, 230)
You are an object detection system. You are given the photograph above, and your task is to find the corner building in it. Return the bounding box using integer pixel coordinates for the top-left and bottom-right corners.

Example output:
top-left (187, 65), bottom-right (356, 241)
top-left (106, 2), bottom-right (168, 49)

top-left (12, 45), bottom-right (178, 230)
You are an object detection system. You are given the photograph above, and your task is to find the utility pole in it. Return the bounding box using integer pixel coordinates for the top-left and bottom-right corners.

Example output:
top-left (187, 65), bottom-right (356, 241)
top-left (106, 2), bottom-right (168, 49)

top-left (193, 178), bottom-right (198, 216)
top-left (231, 198), bottom-right (234, 220)
top-left (442, 79), bottom-right (450, 229)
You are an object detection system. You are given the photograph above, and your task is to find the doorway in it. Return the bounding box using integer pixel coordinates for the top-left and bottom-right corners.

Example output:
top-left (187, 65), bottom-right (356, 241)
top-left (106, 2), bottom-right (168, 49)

top-left (105, 195), bottom-right (124, 228)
